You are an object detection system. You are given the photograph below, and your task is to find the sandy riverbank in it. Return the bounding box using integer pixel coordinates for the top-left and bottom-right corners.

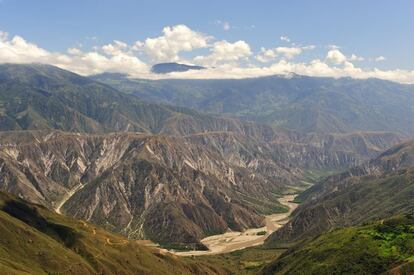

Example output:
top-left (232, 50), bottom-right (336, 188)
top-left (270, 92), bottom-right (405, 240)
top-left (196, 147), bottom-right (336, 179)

top-left (173, 194), bottom-right (298, 256)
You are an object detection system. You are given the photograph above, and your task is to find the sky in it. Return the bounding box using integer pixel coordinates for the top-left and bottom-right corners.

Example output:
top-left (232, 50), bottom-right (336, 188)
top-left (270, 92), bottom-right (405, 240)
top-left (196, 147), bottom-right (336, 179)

top-left (0, 0), bottom-right (414, 82)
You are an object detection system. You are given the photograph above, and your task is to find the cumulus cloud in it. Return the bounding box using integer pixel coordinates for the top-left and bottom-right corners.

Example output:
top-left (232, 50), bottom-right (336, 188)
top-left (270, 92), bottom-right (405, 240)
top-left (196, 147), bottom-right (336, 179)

top-left (0, 34), bottom-right (52, 63)
top-left (327, 50), bottom-right (367, 65)
top-left (256, 47), bottom-right (278, 63)
top-left (137, 24), bottom-right (210, 62)
top-left (194, 40), bottom-right (251, 66)
top-left (326, 49), bottom-right (347, 64)
top-left (0, 26), bottom-right (413, 83)
top-left (375, 56), bottom-right (386, 62)
top-left (0, 32), bottom-right (149, 76)
top-left (275, 47), bottom-right (303, 59)
top-left (256, 45), bottom-right (314, 63)
top-left (162, 58), bottom-right (414, 84)
top-left (102, 40), bottom-right (128, 56)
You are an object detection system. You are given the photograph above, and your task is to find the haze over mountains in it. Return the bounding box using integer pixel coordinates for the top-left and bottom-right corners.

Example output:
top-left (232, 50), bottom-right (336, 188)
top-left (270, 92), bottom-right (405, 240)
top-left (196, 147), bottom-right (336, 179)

top-left (93, 72), bottom-right (414, 135)
top-left (0, 63), bottom-right (413, 274)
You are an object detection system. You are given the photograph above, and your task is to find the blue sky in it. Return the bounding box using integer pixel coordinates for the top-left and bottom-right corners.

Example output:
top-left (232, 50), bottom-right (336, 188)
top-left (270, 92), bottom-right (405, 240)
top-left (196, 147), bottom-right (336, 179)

top-left (0, 0), bottom-right (413, 82)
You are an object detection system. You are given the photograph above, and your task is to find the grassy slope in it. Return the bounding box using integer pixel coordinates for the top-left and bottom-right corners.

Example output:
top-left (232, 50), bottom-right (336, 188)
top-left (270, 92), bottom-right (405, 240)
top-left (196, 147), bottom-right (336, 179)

top-left (261, 215), bottom-right (414, 275)
top-left (196, 247), bottom-right (285, 275)
top-left (0, 191), bottom-right (226, 275)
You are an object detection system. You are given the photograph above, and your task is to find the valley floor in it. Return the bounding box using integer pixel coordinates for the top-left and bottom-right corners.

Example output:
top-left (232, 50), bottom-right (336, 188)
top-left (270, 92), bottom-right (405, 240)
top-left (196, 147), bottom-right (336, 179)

top-left (173, 194), bottom-right (298, 256)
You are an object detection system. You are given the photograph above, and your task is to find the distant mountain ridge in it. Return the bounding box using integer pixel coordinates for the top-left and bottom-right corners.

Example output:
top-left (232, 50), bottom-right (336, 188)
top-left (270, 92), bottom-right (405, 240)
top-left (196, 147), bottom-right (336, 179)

top-left (92, 73), bottom-right (414, 135)
top-left (151, 62), bottom-right (206, 74)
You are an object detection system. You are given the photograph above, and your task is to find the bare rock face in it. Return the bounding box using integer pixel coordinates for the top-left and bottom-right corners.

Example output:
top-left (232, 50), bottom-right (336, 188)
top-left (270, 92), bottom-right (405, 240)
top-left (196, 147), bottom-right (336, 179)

top-left (0, 130), bottom-right (402, 248)
top-left (265, 139), bottom-right (414, 247)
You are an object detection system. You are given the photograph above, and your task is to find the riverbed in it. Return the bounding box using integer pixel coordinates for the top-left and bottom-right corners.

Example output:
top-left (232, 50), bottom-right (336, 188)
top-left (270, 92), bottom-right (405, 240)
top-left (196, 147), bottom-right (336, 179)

top-left (173, 194), bottom-right (298, 256)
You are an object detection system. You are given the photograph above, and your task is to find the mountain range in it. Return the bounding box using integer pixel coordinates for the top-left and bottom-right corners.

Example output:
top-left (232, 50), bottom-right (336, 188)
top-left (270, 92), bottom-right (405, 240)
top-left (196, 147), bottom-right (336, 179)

top-left (0, 63), bottom-right (413, 273)
top-left (92, 73), bottom-right (414, 135)
top-left (0, 64), bottom-right (406, 249)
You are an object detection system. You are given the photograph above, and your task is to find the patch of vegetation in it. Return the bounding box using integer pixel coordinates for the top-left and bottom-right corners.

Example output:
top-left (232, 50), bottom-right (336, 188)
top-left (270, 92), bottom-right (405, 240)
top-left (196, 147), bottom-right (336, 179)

top-left (290, 197), bottom-right (302, 204)
top-left (240, 192), bottom-right (289, 215)
top-left (302, 168), bottom-right (344, 183)
top-left (257, 231), bottom-right (267, 236)
top-left (198, 246), bottom-right (285, 274)
top-left (262, 215), bottom-right (414, 274)
top-left (159, 242), bottom-right (208, 252)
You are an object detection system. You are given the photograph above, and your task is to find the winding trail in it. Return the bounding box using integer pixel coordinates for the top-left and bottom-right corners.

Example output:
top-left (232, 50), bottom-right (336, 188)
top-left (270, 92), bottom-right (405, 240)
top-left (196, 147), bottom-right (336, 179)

top-left (174, 194), bottom-right (298, 256)
top-left (55, 184), bottom-right (84, 214)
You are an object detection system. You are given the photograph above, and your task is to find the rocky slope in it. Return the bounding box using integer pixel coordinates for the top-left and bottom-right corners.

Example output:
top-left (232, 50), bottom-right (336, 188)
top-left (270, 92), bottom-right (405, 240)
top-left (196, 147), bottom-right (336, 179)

top-left (265, 139), bottom-right (414, 246)
top-left (0, 129), bottom-right (402, 248)
top-left (0, 190), bottom-right (226, 275)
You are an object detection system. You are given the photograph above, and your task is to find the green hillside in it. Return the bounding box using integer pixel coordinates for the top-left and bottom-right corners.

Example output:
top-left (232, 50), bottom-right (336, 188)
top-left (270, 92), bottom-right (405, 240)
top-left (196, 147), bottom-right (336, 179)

top-left (0, 63), bottom-right (250, 135)
top-left (0, 191), bottom-right (226, 274)
top-left (261, 215), bottom-right (414, 274)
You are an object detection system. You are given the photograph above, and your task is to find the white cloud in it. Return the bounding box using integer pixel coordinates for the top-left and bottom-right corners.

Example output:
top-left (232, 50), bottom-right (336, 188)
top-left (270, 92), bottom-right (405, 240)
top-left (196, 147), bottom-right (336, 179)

top-left (256, 47), bottom-right (278, 63)
top-left (0, 35), bottom-right (50, 62)
top-left (375, 56), bottom-right (386, 62)
top-left (275, 47), bottom-right (302, 59)
top-left (67, 48), bottom-right (82, 55)
top-left (328, 44), bottom-right (340, 50)
top-left (161, 58), bottom-right (414, 84)
top-left (138, 24), bottom-right (210, 62)
top-left (0, 32), bottom-right (149, 76)
top-left (326, 49), bottom-right (347, 64)
top-left (302, 45), bottom-right (316, 50)
top-left (0, 26), bottom-right (413, 84)
top-left (256, 45), bottom-right (314, 63)
top-left (327, 50), bottom-right (366, 64)
top-left (101, 40), bottom-right (128, 56)
top-left (280, 36), bottom-right (290, 43)
top-left (194, 40), bottom-right (251, 66)
top-left (349, 54), bottom-right (364, 61)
